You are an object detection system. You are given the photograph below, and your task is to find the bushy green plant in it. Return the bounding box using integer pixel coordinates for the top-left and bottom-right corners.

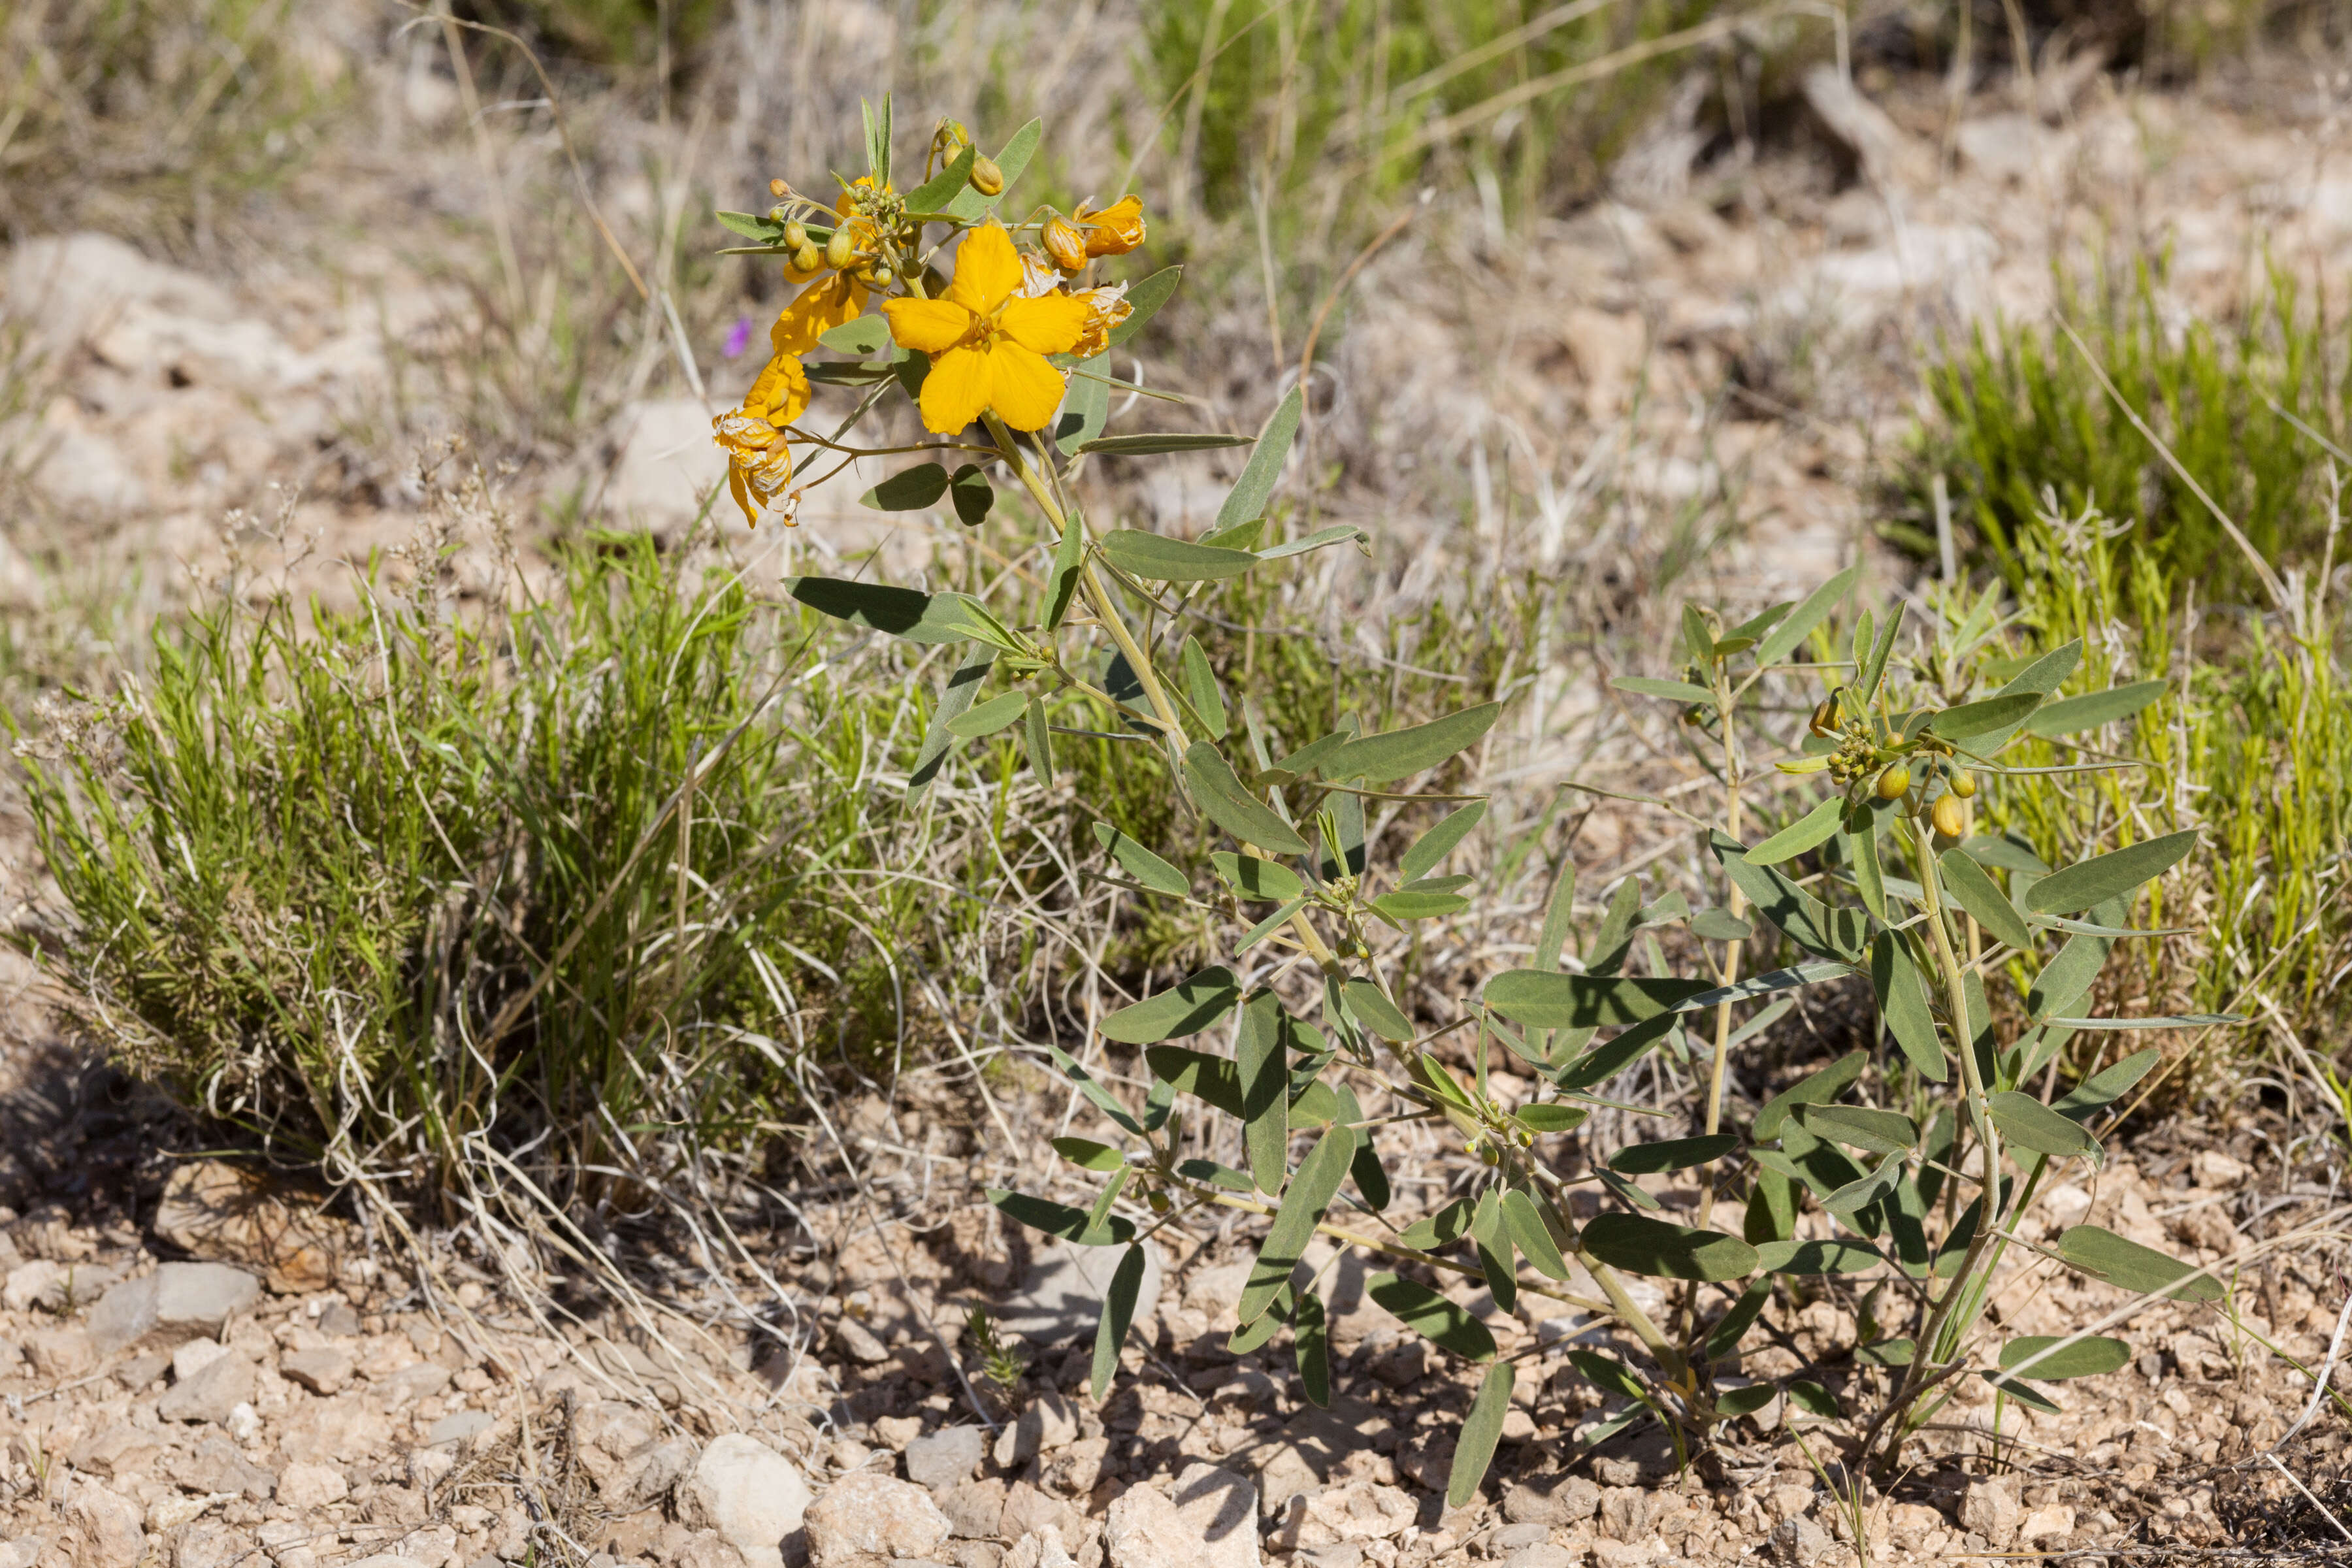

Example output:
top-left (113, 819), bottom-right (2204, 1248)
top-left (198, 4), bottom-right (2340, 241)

top-left (720, 101), bottom-right (2241, 1493)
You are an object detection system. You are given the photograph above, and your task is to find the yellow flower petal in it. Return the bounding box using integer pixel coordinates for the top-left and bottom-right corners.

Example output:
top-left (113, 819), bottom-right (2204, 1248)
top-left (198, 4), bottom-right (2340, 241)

top-left (986, 341), bottom-right (1069, 431)
top-left (744, 353), bottom-right (811, 427)
top-left (728, 465), bottom-right (759, 528)
top-left (919, 345), bottom-right (994, 434)
top-left (772, 274), bottom-right (868, 357)
top-left (998, 293), bottom-right (1092, 356)
top-left (945, 224), bottom-right (1024, 318)
top-left (884, 298), bottom-right (975, 355)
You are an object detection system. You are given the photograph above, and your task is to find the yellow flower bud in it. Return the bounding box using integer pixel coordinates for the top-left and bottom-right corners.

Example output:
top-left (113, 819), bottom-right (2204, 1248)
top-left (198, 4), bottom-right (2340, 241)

top-left (1952, 770), bottom-right (1978, 799)
top-left (1876, 764), bottom-right (1910, 800)
top-left (783, 221), bottom-right (808, 252)
top-left (791, 242), bottom-right (821, 275)
top-left (824, 227), bottom-right (857, 271)
top-left (866, 265), bottom-right (894, 287)
top-left (969, 155), bottom-right (1005, 197)
top-left (768, 178), bottom-right (788, 198)
top-left (1043, 214), bottom-right (1088, 272)
top-left (1932, 792), bottom-right (1967, 839)
top-left (1809, 697), bottom-right (1838, 738)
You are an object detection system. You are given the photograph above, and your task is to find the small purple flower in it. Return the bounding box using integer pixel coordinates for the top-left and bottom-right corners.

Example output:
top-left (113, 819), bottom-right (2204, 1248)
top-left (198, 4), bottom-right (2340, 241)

top-left (722, 316), bottom-right (753, 359)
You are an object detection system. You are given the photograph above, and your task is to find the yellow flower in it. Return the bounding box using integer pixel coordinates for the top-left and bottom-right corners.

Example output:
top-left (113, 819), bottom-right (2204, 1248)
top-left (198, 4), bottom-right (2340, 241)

top-left (712, 353), bottom-right (810, 527)
top-left (770, 272), bottom-right (869, 357)
top-left (1077, 195), bottom-right (1146, 257)
top-left (1069, 284), bottom-right (1133, 360)
top-left (880, 223), bottom-right (1091, 434)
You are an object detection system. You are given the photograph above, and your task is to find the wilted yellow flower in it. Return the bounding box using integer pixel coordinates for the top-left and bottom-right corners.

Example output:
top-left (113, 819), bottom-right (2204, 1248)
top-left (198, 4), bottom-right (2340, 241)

top-left (1069, 284), bottom-right (1132, 360)
top-left (1077, 195), bottom-right (1146, 257)
top-left (713, 352), bottom-right (810, 527)
top-left (770, 272), bottom-right (869, 357)
top-left (880, 223), bottom-right (1090, 433)
top-left (1042, 214), bottom-right (1088, 273)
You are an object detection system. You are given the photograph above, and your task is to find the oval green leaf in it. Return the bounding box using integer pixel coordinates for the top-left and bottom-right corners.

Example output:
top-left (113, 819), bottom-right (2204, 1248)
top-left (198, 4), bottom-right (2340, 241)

top-left (1606, 1134), bottom-right (1740, 1175)
top-left (947, 691), bottom-right (1028, 738)
top-left (1754, 1237), bottom-right (1884, 1276)
top-left (1747, 798), bottom-right (1844, 866)
top-left (1212, 851), bottom-right (1304, 904)
top-left (1100, 966), bottom-right (1243, 1043)
top-left (1485, 972), bottom-right (1715, 1030)
top-left (1367, 1272), bottom-right (1497, 1361)
top-left (1401, 800), bottom-right (1488, 883)
top-left (1938, 847), bottom-right (2033, 951)
top-left (1100, 530), bottom-right (1257, 581)
top-left (2025, 681), bottom-right (2166, 737)
top-left (1322, 702), bottom-right (1503, 785)
top-left (1216, 386), bottom-right (1302, 530)
top-left (860, 462), bottom-right (950, 512)
top-left (1092, 822), bottom-right (1189, 897)
top-left (1987, 1090), bottom-right (2105, 1165)
top-left (1579, 1213), bottom-right (1759, 1282)
top-left (2024, 830), bottom-right (2199, 915)
top-left (1184, 742), bottom-right (1310, 857)
top-left (1447, 1362), bottom-right (1516, 1509)
top-left (1999, 1334), bottom-right (2132, 1380)
top-left (1343, 978), bottom-right (1413, 1043)
top-left (2055, 1224), bottom-right (2222, 1301)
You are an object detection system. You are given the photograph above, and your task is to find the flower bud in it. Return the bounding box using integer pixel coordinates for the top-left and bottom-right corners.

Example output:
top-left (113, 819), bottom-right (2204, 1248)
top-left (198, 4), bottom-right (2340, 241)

top-left (1043, 214), bottom-right (1088, 272)
top-left (1808, 697), bottom-right (1838, 738)
top-left (769, 178), bottom-right (788, 198)
top-left (825, 227), bottom-right (857, 270)
top-left (1875, 764), bottom-right (1910, 800)
top-left (1952, 770), bottom-right (1978, 798)
top-left (791, 242), bottom-right (821, 275)
top-left (866, 265), bottom-right (894, 287)
top-left (969, 155), bottom-right (1005, 197)
top-left (783, 221), bottom-right (808, 252)
top-left (1147, 1190), bottom-right (1171, 1215)
top-left (1932, 792), bottom-right (1968, 839)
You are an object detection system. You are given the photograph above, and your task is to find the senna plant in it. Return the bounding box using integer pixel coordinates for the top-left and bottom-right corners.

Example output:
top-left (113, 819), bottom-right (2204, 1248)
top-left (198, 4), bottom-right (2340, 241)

top-left (719, 105), bottom-right (2239, 1500)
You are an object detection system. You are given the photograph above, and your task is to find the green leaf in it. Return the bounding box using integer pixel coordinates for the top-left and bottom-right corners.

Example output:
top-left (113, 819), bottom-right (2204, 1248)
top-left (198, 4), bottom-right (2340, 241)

top-left (2043, 1013), bottom-right (2241, 1029)
top-left (1367, 1273), bottom-right (1496, 1361)
top-left (1981, 1371), bottom-right (2063, 1413)
top-left (1755, 1237), bottom-right (1884, 1276)
top-left (1212, 851), bottom-right (1303, 904)
top-left (2025, 680), bottom-right (2166, 736)
top-left (1705, 1277), bottom-right (1775, 1360)
top-left (986, 1188), bottom-right (1133, 1246)
top-left (1369, 890), bottom-right (1469, 923)
top-left (1322, 702), bottom-right (1503, 785)
top-left (1103, 266), bottom-right (1181, 350)
top-left (1179, 1158), bottom-right (1254, 1193)
top-left (1092, 822), bottom-right (1189, 897)
top-left (1090, 1243), bottom-right (1147, 1399)
top-left (1846, 817), bottom-right (1889, 923)
top-left (1401, 801), bottom-right (1486, 883)
top-left (1502, 1189), bottom-right (1570, 1279)
top-left (908, 649), bottom-right (995, 803)
top-left (1042, 1040), bottom-right (1145, 1136)
top-left (1928, 691), bottom-right (2044, 740)
top-left (2029, 931), bottom-right (2108, 1023)
top-left (1578, 1213), bottom-right (1759, 1282)
top-left (1857, 605), bottom-right (1902, 702)
top-left (2056, 1224), bottom-right (2221, 1301)
top-left (2052, 1048), bottom-right (2160, 1123)
top-left (1184, 742), bottom-right (1311, 857)
top-left (1051, 1137), bottom-right (1124, 1173)
top-left (1711, 832), bottom-right (1865, 964)
top-left (1350, 1142), bottom-right (1391, 1212)
top-left (1680, 603), bottom-right (1716, 664)
top-left (1044, 513), bottom-right (1085, 630)
top-left (1716, 1384), bottom-right (1779, 1416)
top-left (1099, 530), bottom-right (1257, 581)
top-left (1566, 1349), bottom-right (1648, 1403)
top-left (1022, 691), bottom-right (1053, 781)
top-left (1079, 433), bottom-right (1254, 456)
top-left (2001, 1335), bottom-right (2132, 1380)
top-left (1595, 1168), bottom-right (1661, 1212)
top-left (947, 691), bottom-right (1028, 738)
top-left (1822, 1150), bottom-right (1905, 1215)
top-left (1612, 676), bottom-right (1718, 707)
top-left (1987, 1090), bottom-right (2104, 1165)
top-left (1484, 972), bottom-right (1714, 1030)
top-left (950, 464), bottom-right (994, 526)
top-left (942, 117), bottom-right (1041, 220)
top-left (1552, 1013), bottom-right (1678, 1092)
top-left (1754, 1050), bottom-right (1868, 1140)
top-left (1227, 1284), bottom-right (1291, 1354)
top-left (1857, 1337), bottom-right (1915, 1367)
top-left (1690, 907), bottom-right (1752, 941)
top-left (1394, 1196), bottom-right (1475, 1250)
top-left (1217, 385), bottom-right (1303, 530)
top-left (1343, 979), bottom-right (1413, 1042)
top-left (1607, 1134), bottom-right (1739, 1175)
top-left (1237, 1122), bottom-right (1357, 1325)
top-left (1756, 564), bottom-right (1860, 668)
top-left (1795, 1104), bottom-right (1918, 1155)
top-left (1100, 966), bottom-right (1243, 1043)
top-left (1055, 352), bottom-right (1112, 455)
top-left (818, 314), bottom-right (894, 353)
top-left (1448, 1362), bottom-right (1516, 1508)
top-left (1181, 636), bottom-right (1228, 740)
top-left (1938, 848), bottom-right (2032, 951)
top-left (1743, 1169), bottom-right (1796, 1245)
top-left (1238, 992), bottom-right (1289, 1196)
top-left (1237, 895), bottom-right (1309, 953)
top-left (785, 577), bottom-right (987, 644)
top-left (902, 144), bottom-right (977, 214)
top-left (1294, 1287), bottom-right (1331, 1407)
top-left (2025, 831), bottom-right (2199, 915)
top-left (1258, 524), bottom-right (1367, 561)
top-left (1747, 798), bottom-right (1844, 865)
top-left (715, 209), bottom-right (783, 242)
top-left (1514, 1103), bottom-right (1590, 1134)
top-left (1786, 1380), bottom-right (1842, 1419)
top-left (1472, 1189), bottom-right (1516, 1314)
top-left (1870, 932), bottom-right (1946, 1083)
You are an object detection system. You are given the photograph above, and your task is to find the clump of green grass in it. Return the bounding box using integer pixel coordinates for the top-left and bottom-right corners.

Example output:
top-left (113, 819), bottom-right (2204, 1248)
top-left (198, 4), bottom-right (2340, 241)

top-left (1908, 259), bottom-right (2349, 603)
top-left (8, 463), bottom-right (1035, 1230)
